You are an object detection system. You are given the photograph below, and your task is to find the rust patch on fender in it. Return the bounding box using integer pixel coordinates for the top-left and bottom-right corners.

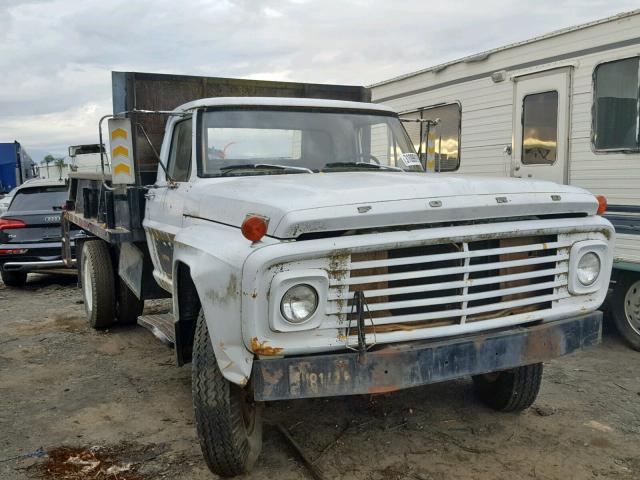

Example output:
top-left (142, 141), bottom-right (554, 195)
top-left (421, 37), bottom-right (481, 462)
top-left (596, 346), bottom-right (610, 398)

top-left (251, 337), bottom-right (284, 356)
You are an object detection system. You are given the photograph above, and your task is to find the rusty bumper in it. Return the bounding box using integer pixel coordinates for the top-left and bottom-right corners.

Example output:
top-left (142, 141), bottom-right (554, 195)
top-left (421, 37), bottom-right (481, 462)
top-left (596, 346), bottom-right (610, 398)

top-left (251, 312), bottom-right (602, 401)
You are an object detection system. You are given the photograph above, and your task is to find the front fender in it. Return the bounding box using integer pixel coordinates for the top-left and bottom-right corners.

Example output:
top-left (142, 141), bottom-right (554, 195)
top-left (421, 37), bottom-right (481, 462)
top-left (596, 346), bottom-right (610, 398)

top-left (172, 218), bottom-right (276, 386)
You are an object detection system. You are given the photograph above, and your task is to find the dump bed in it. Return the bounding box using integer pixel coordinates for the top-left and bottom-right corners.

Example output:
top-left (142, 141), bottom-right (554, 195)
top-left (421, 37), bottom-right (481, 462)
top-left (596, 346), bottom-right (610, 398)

top-left (64, 71), bottom-right (370, 247)
top-left (112, 71), bottom-right (370, 185)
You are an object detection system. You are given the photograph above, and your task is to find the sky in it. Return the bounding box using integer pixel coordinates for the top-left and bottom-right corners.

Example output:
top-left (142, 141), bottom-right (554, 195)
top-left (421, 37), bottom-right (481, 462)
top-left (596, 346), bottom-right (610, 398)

top-left (0, 0), bottom-right (637, 162)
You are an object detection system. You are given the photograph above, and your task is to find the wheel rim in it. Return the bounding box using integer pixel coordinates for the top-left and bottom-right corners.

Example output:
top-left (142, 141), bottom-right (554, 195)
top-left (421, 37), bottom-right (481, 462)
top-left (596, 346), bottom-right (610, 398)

top-left (624, 280), bottom-right (640, 335)
top-left (83, 255), bottom-right (93, 313)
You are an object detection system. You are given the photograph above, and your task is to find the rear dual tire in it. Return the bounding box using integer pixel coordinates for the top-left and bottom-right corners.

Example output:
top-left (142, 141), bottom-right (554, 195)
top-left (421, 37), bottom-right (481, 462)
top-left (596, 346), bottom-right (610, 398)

top-left (81, 240), bottom-right (143, 329)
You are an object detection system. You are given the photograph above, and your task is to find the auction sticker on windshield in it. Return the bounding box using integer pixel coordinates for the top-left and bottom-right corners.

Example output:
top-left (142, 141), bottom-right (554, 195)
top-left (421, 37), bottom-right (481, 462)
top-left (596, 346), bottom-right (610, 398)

top-left (400, 153), bottom-right (421, 167)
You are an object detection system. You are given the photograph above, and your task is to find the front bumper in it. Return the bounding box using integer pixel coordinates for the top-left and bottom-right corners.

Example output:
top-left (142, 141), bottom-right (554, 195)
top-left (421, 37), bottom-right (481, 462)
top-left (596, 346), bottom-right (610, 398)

top-left (251, 312), bottom-right (602, 401)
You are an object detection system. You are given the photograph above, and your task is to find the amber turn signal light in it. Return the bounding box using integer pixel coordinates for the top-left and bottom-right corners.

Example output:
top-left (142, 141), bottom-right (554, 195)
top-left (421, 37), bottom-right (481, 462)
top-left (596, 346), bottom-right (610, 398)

top-left (241, 215), bottom-right (268, 242)
top-left (596, 195), bottom-right (607, 215)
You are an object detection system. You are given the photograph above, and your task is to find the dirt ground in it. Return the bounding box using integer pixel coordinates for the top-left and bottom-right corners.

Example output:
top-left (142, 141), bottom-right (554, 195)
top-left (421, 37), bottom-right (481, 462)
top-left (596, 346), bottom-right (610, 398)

top-left (1, 273), bottom-right (639, 480)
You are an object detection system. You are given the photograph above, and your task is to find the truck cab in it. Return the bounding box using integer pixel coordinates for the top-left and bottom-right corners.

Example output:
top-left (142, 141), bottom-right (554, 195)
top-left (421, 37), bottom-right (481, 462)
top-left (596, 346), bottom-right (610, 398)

top-left (139, 97), bottom-right (612, 475)
top-left (64, 79), bottom-right (614, 477)
top-left (68, 144), bottom-right (109, 173)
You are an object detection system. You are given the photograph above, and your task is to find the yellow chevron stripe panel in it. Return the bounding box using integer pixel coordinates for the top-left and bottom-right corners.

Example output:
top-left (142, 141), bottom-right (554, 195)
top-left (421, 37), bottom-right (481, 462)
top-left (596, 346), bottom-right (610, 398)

top-left (111, 128), bottom-right (128, 140)
top-left (113, 163), bottom-right (131, 175)
top-left (112, 145), bottom-right (129, 157)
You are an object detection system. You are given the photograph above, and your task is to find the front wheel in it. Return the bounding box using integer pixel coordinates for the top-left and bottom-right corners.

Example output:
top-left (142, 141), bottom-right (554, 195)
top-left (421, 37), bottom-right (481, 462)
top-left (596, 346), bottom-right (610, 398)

top-left (192, 309), bottom-right (262, 477)
top-left (473, 363), bottom-right (543, 412)
top-left (611, 271), bottom-right (640, 351)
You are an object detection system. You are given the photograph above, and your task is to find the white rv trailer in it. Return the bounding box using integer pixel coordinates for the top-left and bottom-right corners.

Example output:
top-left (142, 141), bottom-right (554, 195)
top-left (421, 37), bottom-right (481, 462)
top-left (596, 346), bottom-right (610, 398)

top-left (370, 10), bottom-right (640, 349)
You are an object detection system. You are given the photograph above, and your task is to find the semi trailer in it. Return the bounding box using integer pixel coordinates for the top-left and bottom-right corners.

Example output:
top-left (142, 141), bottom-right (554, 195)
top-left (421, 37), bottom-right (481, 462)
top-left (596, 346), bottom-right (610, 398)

top-left (0, 141), bottom-right (36, 193)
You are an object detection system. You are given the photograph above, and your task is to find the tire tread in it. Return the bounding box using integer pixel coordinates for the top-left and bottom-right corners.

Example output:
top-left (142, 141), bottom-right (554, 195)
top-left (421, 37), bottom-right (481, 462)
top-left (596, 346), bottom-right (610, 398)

top-left (192, 310), bottom-right (260, 477)
top-left (82, 240), bottom-right (116, 329)
top-left (473, 363), bottom-right (543, 412)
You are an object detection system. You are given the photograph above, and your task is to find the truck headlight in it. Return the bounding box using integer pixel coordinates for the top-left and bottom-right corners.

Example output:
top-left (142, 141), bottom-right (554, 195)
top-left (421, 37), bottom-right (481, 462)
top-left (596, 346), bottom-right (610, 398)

top-left (280, 284), bottom-right (318, 323)
top-left (577, 252), bottom-right (600, 286)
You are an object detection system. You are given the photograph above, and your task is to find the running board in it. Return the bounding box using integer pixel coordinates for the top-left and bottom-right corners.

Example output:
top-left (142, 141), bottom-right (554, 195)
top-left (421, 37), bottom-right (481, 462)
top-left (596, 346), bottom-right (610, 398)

top-left (137, 313), bottom-right (176, 347)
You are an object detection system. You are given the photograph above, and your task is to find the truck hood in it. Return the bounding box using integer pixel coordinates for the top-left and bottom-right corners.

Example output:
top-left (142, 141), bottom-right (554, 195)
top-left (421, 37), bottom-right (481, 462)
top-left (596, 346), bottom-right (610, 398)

top-left (189, 172), bottom-right (598, 238)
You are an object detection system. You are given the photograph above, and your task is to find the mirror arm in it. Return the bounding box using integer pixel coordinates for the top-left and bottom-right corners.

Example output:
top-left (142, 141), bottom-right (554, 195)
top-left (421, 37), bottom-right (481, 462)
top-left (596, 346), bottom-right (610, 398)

top-left (135, 123), bottom-right (177, 188)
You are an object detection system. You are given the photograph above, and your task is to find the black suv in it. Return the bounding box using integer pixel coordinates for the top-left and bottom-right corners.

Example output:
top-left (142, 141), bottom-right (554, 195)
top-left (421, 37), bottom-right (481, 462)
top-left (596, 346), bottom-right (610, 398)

top-left (0, 179), bottom-right (76, 286)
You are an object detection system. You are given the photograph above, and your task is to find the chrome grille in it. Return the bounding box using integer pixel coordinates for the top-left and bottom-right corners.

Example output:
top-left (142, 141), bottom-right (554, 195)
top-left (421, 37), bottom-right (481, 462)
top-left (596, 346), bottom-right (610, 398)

top-left (326, 234), bottom-right (570, 332)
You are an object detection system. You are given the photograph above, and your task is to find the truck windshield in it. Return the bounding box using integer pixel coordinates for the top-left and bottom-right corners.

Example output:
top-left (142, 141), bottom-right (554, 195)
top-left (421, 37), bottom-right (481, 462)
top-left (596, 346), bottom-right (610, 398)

top-left (200, 109), bottom-right (422, 176)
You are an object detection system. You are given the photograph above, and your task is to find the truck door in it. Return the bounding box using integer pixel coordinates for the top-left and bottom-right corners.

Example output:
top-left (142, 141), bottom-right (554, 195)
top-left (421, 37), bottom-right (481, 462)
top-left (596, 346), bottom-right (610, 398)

top-left (144, 116), bottom-right (193, 286)
top-left (512, 68), bottom-right (571, 184)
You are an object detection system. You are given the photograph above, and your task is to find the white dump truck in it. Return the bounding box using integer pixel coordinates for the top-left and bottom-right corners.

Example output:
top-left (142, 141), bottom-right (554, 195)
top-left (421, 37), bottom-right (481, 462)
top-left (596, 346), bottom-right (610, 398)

top-left (62, 72), bottom-right (614, 477)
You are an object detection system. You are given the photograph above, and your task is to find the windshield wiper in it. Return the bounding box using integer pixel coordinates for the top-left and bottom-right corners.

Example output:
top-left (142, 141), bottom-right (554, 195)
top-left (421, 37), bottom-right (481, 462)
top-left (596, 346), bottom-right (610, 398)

top-left (323, 162), bottom-right (403, 172)
top-left (219, 163), bottom-right (314, 176)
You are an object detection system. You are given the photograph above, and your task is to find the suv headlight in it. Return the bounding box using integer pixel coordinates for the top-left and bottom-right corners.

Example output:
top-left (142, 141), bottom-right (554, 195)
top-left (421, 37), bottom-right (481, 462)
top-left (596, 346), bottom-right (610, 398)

top-left (280, 284), bottom-right (318, 324)
top-left (577, 252), bottom-right (601, 286)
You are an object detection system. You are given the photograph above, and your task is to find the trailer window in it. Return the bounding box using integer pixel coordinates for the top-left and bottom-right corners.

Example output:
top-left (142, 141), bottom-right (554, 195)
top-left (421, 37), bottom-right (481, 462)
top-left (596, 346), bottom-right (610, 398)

top-left (167, 118), bottom-right (192, 182)
top-left (418, 103), bottom-right (460, 172)
top-left (521, 91), bottom-right (558, 165)
top-left (593, 57), bottom-right (640, 151)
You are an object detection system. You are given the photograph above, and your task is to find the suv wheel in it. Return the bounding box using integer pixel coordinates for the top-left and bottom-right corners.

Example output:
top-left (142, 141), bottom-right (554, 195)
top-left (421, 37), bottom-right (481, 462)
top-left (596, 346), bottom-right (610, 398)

top-left (81, 240), bottom-right (116, 329)
top-left (611, 271), bottom-right (640, 351)
top-left (1, 270), bottom-right (27, 287)
top-left (192, 309), bottom-right (262, 476)
top-left (473, 363), bottom-right (543, 412)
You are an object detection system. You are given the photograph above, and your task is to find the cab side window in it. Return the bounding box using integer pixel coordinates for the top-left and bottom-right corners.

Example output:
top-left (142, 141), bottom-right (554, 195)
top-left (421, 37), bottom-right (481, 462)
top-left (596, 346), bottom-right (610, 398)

top-left (167, 118), bottom-right (192, 182)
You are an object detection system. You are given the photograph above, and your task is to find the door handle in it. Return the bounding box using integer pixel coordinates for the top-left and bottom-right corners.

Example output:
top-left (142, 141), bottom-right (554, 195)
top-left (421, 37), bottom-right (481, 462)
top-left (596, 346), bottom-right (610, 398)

top-left (144, 192), bottom-right (156, 199)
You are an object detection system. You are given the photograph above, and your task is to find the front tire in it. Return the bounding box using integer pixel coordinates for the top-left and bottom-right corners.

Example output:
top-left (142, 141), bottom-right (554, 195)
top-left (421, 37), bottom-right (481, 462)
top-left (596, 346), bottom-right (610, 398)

top-left (1, 270), bottom-right (27, 287)
top-left (611, 271), bottom-right (640, 351)
top-left (81, 240), bottom-right (116, 329)
top-left (192, 309), bottom-right (262, 477)
top-left (473, 363), bottom-right (543, 412)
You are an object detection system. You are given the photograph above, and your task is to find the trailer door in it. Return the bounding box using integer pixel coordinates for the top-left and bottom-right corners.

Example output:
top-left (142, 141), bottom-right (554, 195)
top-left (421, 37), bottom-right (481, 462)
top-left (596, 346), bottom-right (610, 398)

top-left (512, 69), bottom-right (570, 183)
